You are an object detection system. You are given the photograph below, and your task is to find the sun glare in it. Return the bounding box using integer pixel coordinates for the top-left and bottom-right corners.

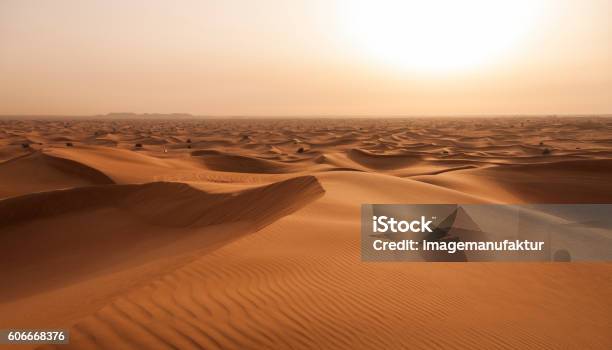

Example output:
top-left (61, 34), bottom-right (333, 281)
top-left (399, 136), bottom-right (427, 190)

top-left (338, 0), bottom-right (546, 73)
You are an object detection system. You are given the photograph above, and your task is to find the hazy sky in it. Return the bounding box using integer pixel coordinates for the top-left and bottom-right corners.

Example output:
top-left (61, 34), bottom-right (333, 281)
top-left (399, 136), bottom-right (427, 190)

top-left (1, 0), bottom-right (610, 116)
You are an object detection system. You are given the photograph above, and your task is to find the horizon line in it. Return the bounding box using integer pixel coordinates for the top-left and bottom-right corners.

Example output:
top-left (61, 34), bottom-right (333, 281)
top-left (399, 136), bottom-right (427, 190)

top-left (1, 113), bottom-right (611, 119)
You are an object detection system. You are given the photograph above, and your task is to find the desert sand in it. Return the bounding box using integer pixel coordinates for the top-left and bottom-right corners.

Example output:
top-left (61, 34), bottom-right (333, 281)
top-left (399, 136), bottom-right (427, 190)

top-left (0, 116), bottom-right (611, 349)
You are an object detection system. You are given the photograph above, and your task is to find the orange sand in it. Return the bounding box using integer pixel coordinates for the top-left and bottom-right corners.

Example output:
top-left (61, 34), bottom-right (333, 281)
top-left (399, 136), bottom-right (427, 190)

top-left (0, 117), bottom-right (611, 349)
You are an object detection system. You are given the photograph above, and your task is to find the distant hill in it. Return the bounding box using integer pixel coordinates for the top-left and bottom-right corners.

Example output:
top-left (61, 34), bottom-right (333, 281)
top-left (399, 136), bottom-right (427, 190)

top-left (95, 112), bottom-right (197, 119)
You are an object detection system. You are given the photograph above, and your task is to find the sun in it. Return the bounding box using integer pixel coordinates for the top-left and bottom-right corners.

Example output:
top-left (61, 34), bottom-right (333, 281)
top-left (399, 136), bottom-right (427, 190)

top-left (337, 0), bottom-right (545, 73)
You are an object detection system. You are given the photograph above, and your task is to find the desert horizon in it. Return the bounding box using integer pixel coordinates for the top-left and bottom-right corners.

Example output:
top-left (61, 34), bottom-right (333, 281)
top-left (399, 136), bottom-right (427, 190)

top-left (1, 0), bottom-right (611, 349)
top-left (2, 113), bottom-right (612, 120)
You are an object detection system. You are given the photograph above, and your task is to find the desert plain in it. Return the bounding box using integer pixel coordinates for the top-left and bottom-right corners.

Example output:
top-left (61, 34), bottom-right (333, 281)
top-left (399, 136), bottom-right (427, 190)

top-left (0, 116), bottom-right (611, 349)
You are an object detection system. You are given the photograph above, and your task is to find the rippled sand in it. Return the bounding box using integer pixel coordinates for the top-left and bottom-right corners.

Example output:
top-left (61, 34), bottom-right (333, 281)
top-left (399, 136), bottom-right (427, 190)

top-left (1, 116), bottom-right (611, 349)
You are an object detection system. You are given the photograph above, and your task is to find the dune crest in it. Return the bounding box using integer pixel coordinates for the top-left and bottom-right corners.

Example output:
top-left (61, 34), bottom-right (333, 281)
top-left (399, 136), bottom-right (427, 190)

top-left (0, 151), bottom-right (114, 198)
top-left (347, 148), bottom-right (422, 170)
top-left (191, 149), bottom-right (298, 174)
top-left (0, 175), bottom-right (324, 230)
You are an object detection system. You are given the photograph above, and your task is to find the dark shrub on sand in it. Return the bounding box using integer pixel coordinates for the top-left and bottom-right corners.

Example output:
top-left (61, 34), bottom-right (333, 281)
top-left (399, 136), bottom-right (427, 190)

top-left (66, 142), bottom-right (74, 147)
top-left (135, 143), bottom-right (143, 148)
top-left (542, 148), bottom-right (551, 155)
top-left (297, 147), bottom-right (305, 153)
top-left (21, 143), bottom-right (30, 149)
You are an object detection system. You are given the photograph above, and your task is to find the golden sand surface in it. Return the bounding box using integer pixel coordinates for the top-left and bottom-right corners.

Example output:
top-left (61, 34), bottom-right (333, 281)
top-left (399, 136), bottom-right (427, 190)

top-left (1, 117), bottom-right (611, 349)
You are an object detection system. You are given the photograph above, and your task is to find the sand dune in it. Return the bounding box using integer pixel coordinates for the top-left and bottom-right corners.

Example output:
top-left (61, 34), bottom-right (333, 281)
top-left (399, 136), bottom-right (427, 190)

top-left (0, 175), bottom-right (323, 334)
top-left (191, 149), bottom-right (299, 174)
top-left (0, 151), bottom-right (114, 198)
top-left (33, 170), bottom-right (612, 349)
top-left (414, 158), bottom-right (612, 203)
top-left (0, 117), bottom-right (610, 349)
top-left (347, 148), bottom-right (422, 170)
top-left (0, 176), bottom-right (323, 230)
top-left (46, 146), bottom-right (201, 183)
